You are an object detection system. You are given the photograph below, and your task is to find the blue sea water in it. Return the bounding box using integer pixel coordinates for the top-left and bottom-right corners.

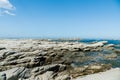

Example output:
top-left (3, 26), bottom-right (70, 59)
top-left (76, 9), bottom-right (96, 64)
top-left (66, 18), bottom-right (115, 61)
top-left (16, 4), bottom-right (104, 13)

top-left (79, 39), bottom-right (120, 45)
top-left (52, 39), bottom-right (120, 44)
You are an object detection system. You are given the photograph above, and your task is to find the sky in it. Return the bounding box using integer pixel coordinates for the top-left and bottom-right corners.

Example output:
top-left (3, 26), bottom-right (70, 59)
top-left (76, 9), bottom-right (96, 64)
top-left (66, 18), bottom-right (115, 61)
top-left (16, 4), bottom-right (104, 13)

top-left (0, 0), bottom-right (120, 39)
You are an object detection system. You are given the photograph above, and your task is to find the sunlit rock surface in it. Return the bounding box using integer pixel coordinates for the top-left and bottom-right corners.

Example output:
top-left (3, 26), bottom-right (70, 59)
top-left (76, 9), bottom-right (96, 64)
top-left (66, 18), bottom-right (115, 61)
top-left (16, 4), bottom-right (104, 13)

top-left (74, 68), bottom-right (120, 80)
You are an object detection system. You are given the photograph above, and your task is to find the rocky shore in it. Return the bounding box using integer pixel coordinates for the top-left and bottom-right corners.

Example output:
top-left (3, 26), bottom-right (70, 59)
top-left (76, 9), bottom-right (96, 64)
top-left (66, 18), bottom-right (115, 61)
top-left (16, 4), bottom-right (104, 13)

top-left (0, 39), bottom-right (119, 80)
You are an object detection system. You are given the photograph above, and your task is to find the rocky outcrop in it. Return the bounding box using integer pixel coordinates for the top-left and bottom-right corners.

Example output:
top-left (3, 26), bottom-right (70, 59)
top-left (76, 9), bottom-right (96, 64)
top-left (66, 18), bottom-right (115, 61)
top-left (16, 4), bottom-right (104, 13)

top-left (0, 67), bottom-right (30, 80)
top-left (0, 39), bottom-right (118, 80)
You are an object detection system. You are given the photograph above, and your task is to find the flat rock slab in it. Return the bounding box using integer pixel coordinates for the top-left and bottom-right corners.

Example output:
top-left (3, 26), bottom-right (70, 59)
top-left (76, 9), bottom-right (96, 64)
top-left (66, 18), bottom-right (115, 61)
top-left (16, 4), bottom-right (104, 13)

top-left (74, 68), bottom-right (120, 80)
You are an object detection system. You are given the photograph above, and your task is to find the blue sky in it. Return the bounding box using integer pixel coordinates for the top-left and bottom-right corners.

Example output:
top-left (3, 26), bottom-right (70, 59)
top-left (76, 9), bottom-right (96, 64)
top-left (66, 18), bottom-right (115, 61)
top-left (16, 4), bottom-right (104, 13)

top-left (0, 0), bottom-right (120, 39)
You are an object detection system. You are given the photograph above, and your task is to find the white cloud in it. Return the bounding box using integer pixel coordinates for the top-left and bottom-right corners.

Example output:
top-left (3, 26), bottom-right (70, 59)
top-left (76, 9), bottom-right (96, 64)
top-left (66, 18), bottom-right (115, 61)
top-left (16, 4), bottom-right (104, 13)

top-left (0, 0), bottom-right (15, 16)
top-left (3, 10), bottom-right (15, 15)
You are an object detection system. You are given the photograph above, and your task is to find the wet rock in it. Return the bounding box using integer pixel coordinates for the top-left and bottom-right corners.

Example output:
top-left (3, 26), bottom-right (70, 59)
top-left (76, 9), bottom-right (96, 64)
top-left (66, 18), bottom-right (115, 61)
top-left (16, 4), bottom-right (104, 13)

top-left (105, 53), bottom-right (117, 59)
top-left (69, 64), bottom-right (111, 78)
top-left (114, 49), bottom-right (120, 54)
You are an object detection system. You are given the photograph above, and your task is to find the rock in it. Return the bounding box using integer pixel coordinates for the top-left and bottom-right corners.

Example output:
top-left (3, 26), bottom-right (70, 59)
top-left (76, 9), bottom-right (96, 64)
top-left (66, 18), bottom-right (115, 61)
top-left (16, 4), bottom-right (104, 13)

top-left (5, 51), bottom-right (16, 57)
top-left (106, 44), bottom-right (115, 47)
top-left (55, 74), bottom-right (72, 80)
top-left (0, 73), bottom-right (6, 80)
top-left (0, 50), bottom-right (16, 59)
top-left (70, 67), bottom-right (88, 78)
top-left (88, 65), bottom-right (102, 70)
top-left (35, 71), bottom-right (53, 80)
top-left (87, 64), bottom-right (111, 71)
top-left (104, 53), bottom-right (117, 59)
top-left (100, 41), bottom-right (108, 44)
top-left (114, 49), bottom-right (120, 54)
top-left (0, 67), bottom-right (30, 80)
top-left (29, 56), bottom-right (46, 68)
top-left (69, 64), bottom-right (111, 78)
top-left (0, 47), bottom-right (6, 50)
top-left (82, 41), bottom-right (107, 52)
top-left (24, 71), bottom-right (54, 80)
top-left (0, 39), bottom-right (116, 80)
top-left (32, 64), bottom-right (66, 76)
top-left (85, 41), bottom-right (105, 48)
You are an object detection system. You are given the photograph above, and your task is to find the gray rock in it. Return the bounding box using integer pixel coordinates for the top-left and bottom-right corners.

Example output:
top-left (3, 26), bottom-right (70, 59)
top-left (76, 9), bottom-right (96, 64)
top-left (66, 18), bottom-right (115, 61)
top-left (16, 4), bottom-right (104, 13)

top-left (24, 71), bottom-right (54, 80)
top-left (55, 75), bottom-right (72, 80)
top-left (106, 44), bottom-right (115, 47)
top-left (0, 73), bottom-right (6, 80)
top-left (32, 64), bottom-right (66, 76)
top-left (0, 67), bottom-right (30, 80)
top-left (35, 71), bottom-right (53, 80)
top-left (104, 53), bottom-right (117, 60)
top-left (0, 50), bottom-right (16, 60)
